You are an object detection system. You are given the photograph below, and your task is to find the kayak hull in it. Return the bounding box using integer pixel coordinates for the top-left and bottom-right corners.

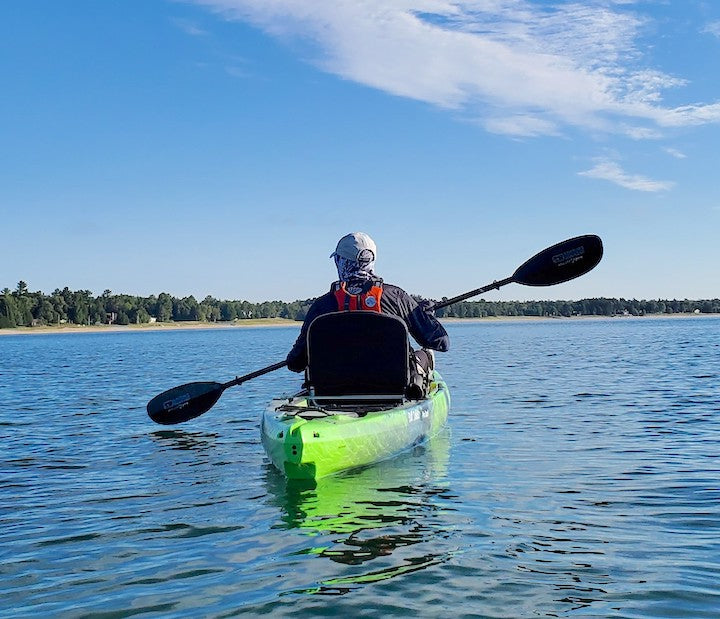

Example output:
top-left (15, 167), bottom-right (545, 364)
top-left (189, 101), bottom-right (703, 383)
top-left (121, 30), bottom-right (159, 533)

top-left (261, 372), bottom-right (451, 480)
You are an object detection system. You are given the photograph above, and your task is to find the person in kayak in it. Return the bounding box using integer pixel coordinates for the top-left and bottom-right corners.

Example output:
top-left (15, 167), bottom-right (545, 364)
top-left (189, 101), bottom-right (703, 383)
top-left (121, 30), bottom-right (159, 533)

top-left (286, 232), bottom-right (449, 398)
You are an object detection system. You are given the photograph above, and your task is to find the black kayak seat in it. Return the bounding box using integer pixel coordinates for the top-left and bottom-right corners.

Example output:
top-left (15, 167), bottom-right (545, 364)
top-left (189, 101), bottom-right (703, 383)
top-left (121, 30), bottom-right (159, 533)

top-left (306, 311), bottom-right (410, 399)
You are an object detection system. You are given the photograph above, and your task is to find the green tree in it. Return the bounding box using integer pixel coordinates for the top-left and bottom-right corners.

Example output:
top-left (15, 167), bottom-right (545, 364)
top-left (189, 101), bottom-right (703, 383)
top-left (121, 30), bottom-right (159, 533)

top-left (219, 301), bottom-right (237, 321)
top-left (14, 296), bottom-right (33, 326)
top-left (37, 298), bottom-right (58, 324)
top-left (0, 292), bottom-right (17, 328)
top-left (156, 293), bottom-right (173, 322)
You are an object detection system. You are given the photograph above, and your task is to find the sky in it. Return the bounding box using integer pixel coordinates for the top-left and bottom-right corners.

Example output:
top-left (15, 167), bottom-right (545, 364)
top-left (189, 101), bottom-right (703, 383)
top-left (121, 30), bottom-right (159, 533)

top-left (2, 0), bottom-right (719, 303)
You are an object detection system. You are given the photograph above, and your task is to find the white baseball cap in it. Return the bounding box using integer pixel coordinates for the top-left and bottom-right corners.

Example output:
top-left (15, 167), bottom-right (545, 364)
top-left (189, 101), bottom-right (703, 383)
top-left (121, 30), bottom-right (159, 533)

top-left (331, 232), bottom-right (377, 264)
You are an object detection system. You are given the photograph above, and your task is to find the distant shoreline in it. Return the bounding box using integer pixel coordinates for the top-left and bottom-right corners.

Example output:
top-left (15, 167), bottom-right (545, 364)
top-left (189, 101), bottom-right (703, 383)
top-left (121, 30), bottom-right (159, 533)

top-left (441, 313), bottom-right (719, 323)
top-left (1, 313), bottom-right (717, 336)
top-left (0, 318), bottom-right (299, 336)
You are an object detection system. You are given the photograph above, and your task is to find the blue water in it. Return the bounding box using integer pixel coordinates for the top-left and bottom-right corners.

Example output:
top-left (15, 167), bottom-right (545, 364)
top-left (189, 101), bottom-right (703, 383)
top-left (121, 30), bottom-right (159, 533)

top-left (1, 318), bottom-right (719, 617)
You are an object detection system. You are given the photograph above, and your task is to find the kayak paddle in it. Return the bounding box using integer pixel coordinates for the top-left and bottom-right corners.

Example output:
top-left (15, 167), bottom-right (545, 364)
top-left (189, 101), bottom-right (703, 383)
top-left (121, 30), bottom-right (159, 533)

top-left (146, 234), bottom-right (602, 425)
top-left (147, 361), bottom-right (287, 425)
top-left (431, 234), bottom-right (603, 310)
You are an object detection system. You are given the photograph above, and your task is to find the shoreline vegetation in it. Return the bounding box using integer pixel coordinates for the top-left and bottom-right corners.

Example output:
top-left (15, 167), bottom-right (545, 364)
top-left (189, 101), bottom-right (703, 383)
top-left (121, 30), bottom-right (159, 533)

top-left (0, 318), bottom-right (297, 335)
top-left (1, 313), bottom-right (717, 336)
top-left (2, 281), bottom-right (719, 334)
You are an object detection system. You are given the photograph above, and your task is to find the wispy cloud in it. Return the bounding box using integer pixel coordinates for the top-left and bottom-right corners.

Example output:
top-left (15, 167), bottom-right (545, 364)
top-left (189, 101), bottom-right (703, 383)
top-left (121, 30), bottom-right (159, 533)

top-left (172, 17), bottom-right (208, 37)
top-left (703, 20), bottom-right (720, 38)
top-left (190, 0), bottom-right (720, 138)
top-left (483, 114), bottom-right (561, 138)
top-left (578, 159), bottom-right (674, 192)
top-left (624, 125), bottom-right (663, 140)
top-left (663, 147), bottom-right (686, 159)
top-left (225, 63), bottom-right (251, 78)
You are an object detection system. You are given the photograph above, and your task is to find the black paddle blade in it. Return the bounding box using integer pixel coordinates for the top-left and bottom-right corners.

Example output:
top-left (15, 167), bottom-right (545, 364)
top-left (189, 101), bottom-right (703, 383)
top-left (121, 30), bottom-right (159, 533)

top-left (512, 235), bottom-right (603, 287)
top-left (146, 381), bottom-right (224, 425)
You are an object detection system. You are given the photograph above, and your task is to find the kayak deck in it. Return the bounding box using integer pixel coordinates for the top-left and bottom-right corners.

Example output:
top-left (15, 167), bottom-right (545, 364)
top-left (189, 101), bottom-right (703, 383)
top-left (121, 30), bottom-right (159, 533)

top-left (261, 371), bottom-right (451, 480)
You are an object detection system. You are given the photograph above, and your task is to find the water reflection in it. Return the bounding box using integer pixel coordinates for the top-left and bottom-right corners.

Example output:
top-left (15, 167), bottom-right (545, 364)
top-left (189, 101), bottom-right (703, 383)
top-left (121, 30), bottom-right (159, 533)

top-left (263, 431), bottom-right (459, 594)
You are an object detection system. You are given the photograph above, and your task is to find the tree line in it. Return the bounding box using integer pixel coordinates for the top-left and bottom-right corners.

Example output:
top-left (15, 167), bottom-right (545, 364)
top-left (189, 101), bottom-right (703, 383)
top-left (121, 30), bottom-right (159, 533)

top-left (1, 281), bottom-right (718, 328)
top-left (434, 297), bottom-right (720, 318)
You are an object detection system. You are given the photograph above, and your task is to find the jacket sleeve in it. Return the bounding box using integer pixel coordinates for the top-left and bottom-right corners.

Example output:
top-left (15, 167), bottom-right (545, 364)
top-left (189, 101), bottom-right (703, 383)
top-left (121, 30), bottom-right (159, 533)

top-left (407, 300), bottom-right (450, 351)
top-left (380, 284), bottom-right (450, 351)
top-left (394, 287), bottom-right (450, 352)
top-left (286, 292), bottom-right (337, 372)
top-left (286, 325), bottom-right (309, 372)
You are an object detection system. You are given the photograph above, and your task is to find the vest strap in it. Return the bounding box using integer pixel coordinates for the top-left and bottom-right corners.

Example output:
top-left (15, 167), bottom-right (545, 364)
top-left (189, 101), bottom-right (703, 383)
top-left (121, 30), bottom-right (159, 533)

top-left (333, 282), bottom-right (383, 312)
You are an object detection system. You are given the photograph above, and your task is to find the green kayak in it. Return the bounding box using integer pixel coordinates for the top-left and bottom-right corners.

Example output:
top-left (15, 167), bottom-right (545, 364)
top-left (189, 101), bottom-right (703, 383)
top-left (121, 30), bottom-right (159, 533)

top-left (261, 371), bottom-right (451, 480)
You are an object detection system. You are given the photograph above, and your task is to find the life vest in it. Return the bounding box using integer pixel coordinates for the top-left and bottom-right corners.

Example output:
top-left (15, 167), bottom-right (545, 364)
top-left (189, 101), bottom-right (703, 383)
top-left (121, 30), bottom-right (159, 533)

top-left (333, 281), bottom-right (383, 312)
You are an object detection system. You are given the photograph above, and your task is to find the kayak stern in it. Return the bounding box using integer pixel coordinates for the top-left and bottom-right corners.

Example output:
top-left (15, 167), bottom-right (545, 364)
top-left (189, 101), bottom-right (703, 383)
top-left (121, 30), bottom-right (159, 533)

top-left (261, 372), bottom-right (450, 480)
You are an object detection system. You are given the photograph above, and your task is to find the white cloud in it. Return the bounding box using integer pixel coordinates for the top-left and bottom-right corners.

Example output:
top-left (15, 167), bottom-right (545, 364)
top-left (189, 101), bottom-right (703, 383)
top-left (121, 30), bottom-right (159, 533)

top-left (483, 114), bottom-right (561, 137)
top-left (225, 65), bottom-right (251, 78)
top-left (190, 0), bottom-right (720, 138)
top-left (703, 21), bottom-right (720, 38)
top-left (172, 18), bottom-right (208, 36)
top-left (578, 159), bottom-right (674, 192)
top-left (663, 147), bottom-right (686, 159)
top-left (624, 125), bottom-right (663, 140)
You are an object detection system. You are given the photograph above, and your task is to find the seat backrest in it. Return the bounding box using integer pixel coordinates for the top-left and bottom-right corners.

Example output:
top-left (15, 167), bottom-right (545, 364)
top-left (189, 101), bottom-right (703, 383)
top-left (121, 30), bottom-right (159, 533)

top-left (306, 312), bottom-right (409, 397)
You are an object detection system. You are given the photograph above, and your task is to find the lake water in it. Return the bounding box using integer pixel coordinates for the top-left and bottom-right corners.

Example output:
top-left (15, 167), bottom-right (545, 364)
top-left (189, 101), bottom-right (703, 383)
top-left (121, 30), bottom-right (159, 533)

top-left (2, 318), bottom-right (719, 617)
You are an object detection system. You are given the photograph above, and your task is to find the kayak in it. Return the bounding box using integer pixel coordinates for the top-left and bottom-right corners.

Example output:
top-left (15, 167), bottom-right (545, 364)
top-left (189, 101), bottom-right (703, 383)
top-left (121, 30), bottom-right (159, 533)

top-left (261, 371), bottom-right (451, 480)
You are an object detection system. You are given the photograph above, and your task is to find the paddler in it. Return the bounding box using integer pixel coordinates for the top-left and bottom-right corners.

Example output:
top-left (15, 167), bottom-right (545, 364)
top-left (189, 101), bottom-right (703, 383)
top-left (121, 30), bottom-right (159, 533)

top-left (286, 232), bottom-right (449, 397)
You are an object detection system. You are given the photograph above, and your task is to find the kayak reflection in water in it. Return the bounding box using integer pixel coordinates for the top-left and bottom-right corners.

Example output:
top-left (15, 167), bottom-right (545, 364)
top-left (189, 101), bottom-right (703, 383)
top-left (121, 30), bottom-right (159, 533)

top-left (263, 430), bottom-right (455, 595)
top-left (286, 232), bottom-right (450, 399)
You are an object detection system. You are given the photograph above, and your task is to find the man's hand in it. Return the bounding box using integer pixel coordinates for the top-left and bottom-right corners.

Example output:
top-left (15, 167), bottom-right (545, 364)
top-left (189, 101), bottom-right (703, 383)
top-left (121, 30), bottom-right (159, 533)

top-left (417, 299), bottom-right (436, 314)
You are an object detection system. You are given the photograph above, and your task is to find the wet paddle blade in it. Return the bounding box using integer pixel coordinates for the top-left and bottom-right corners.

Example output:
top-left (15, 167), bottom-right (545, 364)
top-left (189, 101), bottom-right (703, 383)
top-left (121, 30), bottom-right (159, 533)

top-left (512, 235), bottom-right (603, 287)
top-left (146, 381), bottom-right (224, 425)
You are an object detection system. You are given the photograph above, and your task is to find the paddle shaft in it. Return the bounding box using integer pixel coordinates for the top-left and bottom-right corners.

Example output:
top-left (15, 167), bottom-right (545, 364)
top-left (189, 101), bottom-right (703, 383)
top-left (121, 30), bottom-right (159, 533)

top-left (433, 277), bottom-right (514, 310)
top-left (222, 360), bottom-right (288, 389)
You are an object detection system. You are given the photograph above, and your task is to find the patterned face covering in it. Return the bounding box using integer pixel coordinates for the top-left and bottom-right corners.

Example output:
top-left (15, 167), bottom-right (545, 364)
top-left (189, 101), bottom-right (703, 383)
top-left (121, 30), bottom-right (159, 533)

top-left (334, 252), bottom-right (376, 293)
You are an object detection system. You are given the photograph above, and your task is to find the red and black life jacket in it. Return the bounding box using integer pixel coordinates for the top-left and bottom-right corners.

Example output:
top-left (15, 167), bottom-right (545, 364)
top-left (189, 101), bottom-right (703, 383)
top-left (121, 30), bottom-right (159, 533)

top-left (333, 281), bottom-right (383, 312)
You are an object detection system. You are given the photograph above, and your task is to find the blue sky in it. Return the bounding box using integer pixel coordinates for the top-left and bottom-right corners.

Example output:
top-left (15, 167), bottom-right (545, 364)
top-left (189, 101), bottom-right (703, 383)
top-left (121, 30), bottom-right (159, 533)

top-left (2, 1), bottom-right (719, 303)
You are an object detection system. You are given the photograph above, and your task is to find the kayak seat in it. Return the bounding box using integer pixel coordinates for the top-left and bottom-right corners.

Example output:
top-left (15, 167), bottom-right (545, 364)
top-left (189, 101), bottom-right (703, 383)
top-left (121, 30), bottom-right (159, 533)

top-left (306, 312), bottom-right (410, 402)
